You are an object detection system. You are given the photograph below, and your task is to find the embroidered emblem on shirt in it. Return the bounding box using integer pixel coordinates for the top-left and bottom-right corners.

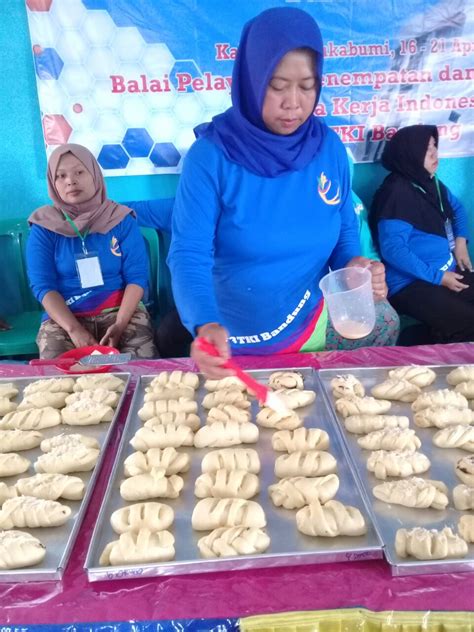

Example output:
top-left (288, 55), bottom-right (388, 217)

top-left (318, 172), bottom-right (341, 205)
top-left (110, 236), bottom-right (121, 257)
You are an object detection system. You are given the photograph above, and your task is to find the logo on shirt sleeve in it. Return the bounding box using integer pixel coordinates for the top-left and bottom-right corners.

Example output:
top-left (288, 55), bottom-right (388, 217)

top-left (110, 236), bottom-right (122, 257)
top-left (318, 172), bottom-right (341, 205)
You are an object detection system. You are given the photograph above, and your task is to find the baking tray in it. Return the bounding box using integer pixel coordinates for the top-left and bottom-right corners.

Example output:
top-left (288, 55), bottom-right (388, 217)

top-left (85, 368), bottom-right (382, 581)
top-left (0, 372), bottom-right (131, 581)
top-left (318, 365), bottom-right (474, 576)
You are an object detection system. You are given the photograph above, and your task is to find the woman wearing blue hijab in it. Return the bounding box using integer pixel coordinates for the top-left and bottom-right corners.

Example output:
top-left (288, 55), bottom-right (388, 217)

top-left (168, 7), bottom-right (388, 377)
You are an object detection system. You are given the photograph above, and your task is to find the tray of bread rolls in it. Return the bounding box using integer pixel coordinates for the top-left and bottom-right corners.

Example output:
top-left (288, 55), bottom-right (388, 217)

top-left (84, 368), bottom-right (382, 581)
top-left (0, 372), bottom-right (131, 581)
top-left (317, 364), bottom-right (474, 576)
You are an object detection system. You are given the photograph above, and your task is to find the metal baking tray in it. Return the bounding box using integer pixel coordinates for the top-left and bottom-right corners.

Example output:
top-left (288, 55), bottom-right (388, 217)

top-left (318, 365), bottom-right (474, 576)
top-left (0, 373), bottom-right (131, 582)
top-left (85, 368), bottom-right (382, 581)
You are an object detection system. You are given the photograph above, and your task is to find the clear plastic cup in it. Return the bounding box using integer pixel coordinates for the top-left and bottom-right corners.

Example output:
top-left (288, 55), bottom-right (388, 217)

top-left (319, 266), bottom-right (375, 340)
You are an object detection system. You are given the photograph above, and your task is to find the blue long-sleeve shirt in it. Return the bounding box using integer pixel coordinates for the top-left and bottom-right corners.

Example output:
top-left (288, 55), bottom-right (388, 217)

top-left (126, 198), bottom-right (173, 233)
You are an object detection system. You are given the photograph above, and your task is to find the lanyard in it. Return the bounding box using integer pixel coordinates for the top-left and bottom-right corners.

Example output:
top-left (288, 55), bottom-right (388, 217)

top-left (62, 211), bottom-right (89, 254)
top-left (411, 177), bottom-right (446, 218)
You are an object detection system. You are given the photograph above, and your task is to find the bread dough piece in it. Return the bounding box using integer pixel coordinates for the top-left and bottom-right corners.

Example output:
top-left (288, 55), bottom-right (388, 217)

top-left (0, 453), bottom-right (30, 478)
top-left (371, 379), bottom-right (421, 402)
top-left (65, 388), bottom-right (120, 408)
top-left (458, 515), bottom-right (474, 543)
top-left (275, 450), bottom-right (337, 478)
top-left (454, 381), bottom-right (474, 399)
top-left (395, 527), bottom-right (468, 560)
top-left (202, 390), bottom-right (250, 410)
top-left (0, 430), bottom-right (43, 453)
top-left (74, 374), bottom-right (125, 392)
top-left (61, 399), bottom-right (114, 425)
top-left (335, 396), bottom-right (391, 418)
top-left (0, 530), bottom-right (46, 569)
top-left (144, 385), bottom-right (196, 401)
top-left (366, 450), bottom-right (431, 480)
top-left (194, 421), bottom-right (258, 448)
top-left (455, 455), bottom-right (474, 487)
top-left (144, 412), bottom-right (200, 432)
top-left (0, 398), bottom-right (18, 416)
top-left (0, 383), bottom-right (19, 399)
top-left (272, 427), bottom-right (330, 453)
top-left (100, 529), bottom-right (175, 565)
top-left (256, 408), bottom-right (303, 430)
top-left (192, 498), bottom-right (266, 530)
top-left (204, 376), bottom-right (247, 392)
top-left (331, 375), bottom-right (365, 399)
top-left (373, 477), bottom-right (448, 509)
top-left (24, 377), bottom-right (75, 395)
top-left (269, 474), bottom-right (339, 509)
top-left (130, 424), bottom-right (194, 451)
top-left (15, 473), bottom-right (84, 501)
top-left (124, 447), bottom-right (190, 477)
top-left (0, 407), bottom-right (62, 431)
top-left (201, 448), bottom-right (260, 474)
top-left (0, 482), bottom-right (17, 505)
top-left (344, 414), bottom-right (409, 435)
top-left (412, 389), bottom-right (468, 412)
top-left (273, 388), bottom-right (316, 410)
top-left (148, 370), bottom-right (199, 390)
top-left (35, 444), bottom-right (100, 474)
top-left (198, 526), bottom-right (270, 558)
top-left (414, 406), bottom-right (474, 429)
top-left (446, 365), bottom-right (474, 386)
top-left (388, 366), bottom-right (436, 387)
top-left (433, 425), bottom-right (474, 451)
top-left (453, 485), bottom-right (474, 511)
top-left (195, 469), bottom-right (260, 499)
top-left (296, 499), bottom-right (367, 537)
top-left (120, 468), bottom-right (184, 501)
top-left (358, 428), bottom-right (421, 452)
top-left (268, 371), bottom-right (304, 390)
top-left (18, 392), bottom-right (69, 410)
top-left (40, 433), bottom-right (100, 452)
top-left (0, 495), bottom-right (71, 529)
top-left (110, 501), bottom-right (174, 534)
top-left (138, 398), bottom-right (198, 421)
top-left (208, 405), bottom-right (251, 425)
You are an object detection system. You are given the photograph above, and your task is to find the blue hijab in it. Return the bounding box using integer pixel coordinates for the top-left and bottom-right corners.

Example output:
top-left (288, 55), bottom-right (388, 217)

top-left (195, 7), bottom-right (327, 178)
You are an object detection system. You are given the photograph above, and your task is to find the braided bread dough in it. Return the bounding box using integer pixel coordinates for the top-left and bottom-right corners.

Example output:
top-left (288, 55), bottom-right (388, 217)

top-left (272, 427), bottom-right (330, 453)
top-left (198, 526), bottom-right (270, 558)
top-left (0, 430), bottom-right (43, 453)
top-left (120, 468), bottom-right (184, 501)
top-left (366, 450), bottom-right (430, 480)
top-left (274, 450), bottom-right (337, 478)
top-left (335, 396), bottom-right (391, 418)
top-left (148, 371), bottom-right (199, 390)
top-left (195, 469), bottom-right (260, 499)
top-left (269, 474), bottom-right (339, 509)
top-left (0, 383), bottom-right (19, 399)
top-left (131, 424), bottom-right (194, 450)
top-left (35, 444), bottom-right (100, 474)
top-left (24, 377), bottom-right (75, 395)
top-left (433, 425), bottom-right (474, 451)
top-left (0, 530), bottom-right (46, 569)
top-left (40, 433), bottom-right (100, 452)
top-left (371, 379), bottom-right (421, 402)
top-left (61, 400), bottom-right (114, 425)
top-left (412, 389), bottom-right (468, 412)
top-left (138, 398), bottom-right (198, 421)
top-left (344, 414), bottom-right (409, 434)
top-left (17, 392), bottom-right (68, 410)
top-left (414, 406), bottom-right (474, 429)
top-left (202, 390), bottom-right (250, 410)
top-left (201, 448), bottom-right (261, 474)
top-left (453, 484), bottom-right (474, 511)
top-left (395, 526), bottom-right (468, 560)
top-left (204, 376), bottom-right (247, 392)
top-left (388, 365), bottom-right (436, 387)
top-left (296, 499), bottom-right (367, 537)
top-left (192, 498), bottom-right (266, 530)
top-left (74, 374), bottom-right (125, 392)
top-left (458, 515), bottom-right (474, 543)
top-left (454, 381), bottom-right (474, 399)
top-left (0, 453), bottom-right (30, 478)
top-left (0, 482), bottom-right (17, 505)
top-left (256, 408), bottom-right (303, 430)
top-left (455, 455), bottom-right (474, 486)
top-left (124, 447), bottom-right (190, 477)
top-left (273, 388), bottom-right (316, 409)
top-left (446, 365), bottom-right (474, 386)
top-left (194, 421), bottom-right (258, 448)
top-left (0, 398), bottom-right (18, 416)
top-left (144, 385), bottom-right (196, 401)
top-left (373, 477), bottom-right (448, 509)
top-left (100, 528), bottom-right (175, 565)
top-left (0, 407), bottom-right (62, 431)
top-left (144, 412), bottom-right (200, 432)
top-left (330, 374), bottom-right (365, 399)
top-left (65, 388), bottom-right (120, 408)
top-left (0, 496), bottom-right (71, 529)
top-left (268, 371), bottom-right (304, 390)
top-left (110, 502), bottom-right (174, 533)
top-left (207, 405), bottom-right (251, 425)
top-left (358, 428), bottom-right (421, 452)
top-left (15, 473), bottom-right (84, 501)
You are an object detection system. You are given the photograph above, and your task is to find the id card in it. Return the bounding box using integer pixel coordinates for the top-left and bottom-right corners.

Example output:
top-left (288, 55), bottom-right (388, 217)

top-left (75, 252), bottom-right (104, 288)
top-left (445, 219), bottom-right (456, 251)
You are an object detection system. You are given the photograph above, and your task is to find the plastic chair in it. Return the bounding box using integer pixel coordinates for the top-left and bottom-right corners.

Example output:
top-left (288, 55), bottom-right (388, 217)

top-left (139, 226), bottom-right (160, 322)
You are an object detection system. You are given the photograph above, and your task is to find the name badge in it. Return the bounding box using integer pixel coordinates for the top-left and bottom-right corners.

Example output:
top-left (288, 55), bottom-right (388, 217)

top-left (444, 219), bottom-right (455, 251)
top-left (75, 252), bottom-right (104, 288)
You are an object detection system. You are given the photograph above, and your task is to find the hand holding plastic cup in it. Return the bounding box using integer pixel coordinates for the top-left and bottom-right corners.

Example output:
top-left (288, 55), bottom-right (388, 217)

top-left (319, 266), bottom-right (376, 340)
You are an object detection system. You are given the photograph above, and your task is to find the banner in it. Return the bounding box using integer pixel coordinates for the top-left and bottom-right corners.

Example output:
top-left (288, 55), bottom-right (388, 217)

top-left (26, 0), bottom-right (474, 175)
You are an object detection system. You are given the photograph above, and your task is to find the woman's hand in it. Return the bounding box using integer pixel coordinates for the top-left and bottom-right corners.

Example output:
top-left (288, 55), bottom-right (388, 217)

top-left (347, 256), bottom-right (387, 301)
top-left (441, 271), bottom-right (469, 292)
top-left (100, 322), bottom-right (125, 348)
top-left (191, 322), bottom-right (234, 379)
top-left (454, 238), bottom-right (473, 272)
top-left (69, 325), bottom-right (98, 349)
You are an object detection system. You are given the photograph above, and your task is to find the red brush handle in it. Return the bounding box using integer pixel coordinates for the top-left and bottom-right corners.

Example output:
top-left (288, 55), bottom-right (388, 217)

top-left (30, 358), bottom-right (76, 367)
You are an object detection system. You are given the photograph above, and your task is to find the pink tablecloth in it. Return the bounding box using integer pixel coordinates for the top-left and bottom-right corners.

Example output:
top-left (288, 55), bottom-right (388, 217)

top-left (2, 343), bottom-right (474, 625)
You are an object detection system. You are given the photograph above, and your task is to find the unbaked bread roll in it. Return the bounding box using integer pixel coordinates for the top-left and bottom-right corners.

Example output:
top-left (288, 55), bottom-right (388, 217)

top-left (412, 389), bottom-right (468, 412)
top-left (0, 530), bottom-right (46, 569)
top-left (446, 365), bottom-right (474, 386)
top-left (24, 377), bottom-right (75, 395)
top-left (65, 388), bottom-right (120, 408)
top-left (144, 385), bottom-right (196, 401)
top-left (272, 427), bottom-right (330, 453)
top-left (269, 474), bottom-right (339, 509)
top-left (120, 468), bottom-right (183, 501)
top-left (395, 527), bottom-right (468, 560)
top-left (0, 383), bottom-right (19, 399)
top-left (130, 424), bottom-right (194, 451)
top-left (0, 482), bottom-right (17, 505)
top-left (373, 477), bottom-right (448, 509)
top-left (124, 447), bottom-right (190, 477)
top-left (15, 473), bottom-right (84, 501)
top-left (202, 390), bottom-right (250, 410)
top-left (344, 414), bottom-right (409, 435)
top-left (455, 455), bottom-right (474, 487)
top-left (274, 450), bottom-right (337, 478)
top-left (148, 370), bottom-right (199, 390)
top-left (74, 374), bottom-right (125, 392)
top-left (195, 469), bottom-right (260, 499)
top-left (256, 408), bottom-right (303, 430)
top-left (0, 453), bottom-right (30, 478)
top-left (453, 484), bottom-right (474, 511)
top-left (204, 376), bottom-right (247, 392)
top-left (61, 400), bottom-right (114, 425)
top-left (207, 405), bottom-right (251, 425)
top-left (0, 430), bottom-right (43, 453)
top-left (144, 412), bottom-right (200, 432)
top-left (17, 392), bottom-right (68, 410)
top-left (0, 407), bottom-right (62, 431)
top-left (358, 428), bottom-right (421, 452)
top-left (366, 450), bottom-right (430, 480)
top-left (454, 381), bottom-right (474, 399)
top-left (414, 406), bottom-right (474, 429)
top-left (192, 498), bottom-right (266, 530)
top-left (432, 425), bottom-right (474, 451)
top-left (0, 398), bottom-right (18, 416)
top-left (273, 388), bottom-right (316, 409)
top-left (268, 371), bottom-right (304, 390)
top-left (371, 379), bottom-right (421, 402)
top-left (194, 421), bottom-right (258, 448)
top-left (458, 515), bottom-right (474, 543)
top-left (296, 499), bottom-right (367, 537)
top-left (138, 398), bottom-right (198, 421)
top-left (40, 433), bottom-right (100, 452)
top-left (201, 448), bottom-right (260, 474)
top-left (388, 366), bottom-right (436, 387)
top-left (335, 396), bottom-right (391, 418)
top-left (100, 529), bottom-right (175, 565)
top-left (331, 374), bottom-right (365, 399)
top-left (110, 501), bottom-right (174, 534)
top-left (198, 526), bottom-right (270, 558)
top-left (0, 495), bottom-right (71, 528)
top-left (35, 444), bottom-right (100, 474)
